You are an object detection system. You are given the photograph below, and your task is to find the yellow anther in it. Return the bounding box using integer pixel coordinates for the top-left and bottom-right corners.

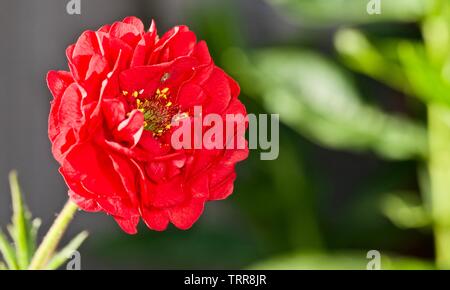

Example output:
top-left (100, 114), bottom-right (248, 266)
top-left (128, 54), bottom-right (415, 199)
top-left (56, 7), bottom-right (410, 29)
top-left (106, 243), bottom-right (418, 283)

top-left (132, 91), bottom-right (139, 98)
top-left (122, 90), bottom-right (129, 96)
top-left (161, 87), bottom-right (169, 94)
top-left (166, 101), bottom-right (172, 107)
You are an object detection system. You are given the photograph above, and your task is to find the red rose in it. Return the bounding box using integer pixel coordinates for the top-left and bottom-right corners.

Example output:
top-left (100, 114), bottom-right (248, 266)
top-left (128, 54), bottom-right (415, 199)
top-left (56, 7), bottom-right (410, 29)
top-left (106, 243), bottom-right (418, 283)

top-left (47, 17), bottom-right (248, 234)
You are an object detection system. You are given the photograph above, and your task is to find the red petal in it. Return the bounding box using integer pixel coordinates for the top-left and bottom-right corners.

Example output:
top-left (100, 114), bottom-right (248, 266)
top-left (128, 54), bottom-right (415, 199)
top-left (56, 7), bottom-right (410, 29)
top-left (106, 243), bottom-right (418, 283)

top-left (177, 83), bottom-right (206, 110)
top-left (85, 54), bottom-right (109, 80)
top-left (202, 67), bottom-right (233, 114)
top-left (149, 176), bottom-right (187, 208)
top-left (114, 109), bottom-right (144, 147)
top-left (148, 25), bottom-right (192, 64)
top-left (98, 24), bottom-right (111, 33)
top-left (69, 190), bottom-right (102, 212)
top-left (113, 215), bottom-right (139, 234)
top-left (47, 70), bottom-right (74, 100)
top-left (122, 16), bottom-right (145, 33)
top-left (58, 83), bottom-right (83, 130)
top-left (102, 99), bottom-right (127, 129)
top-left (62, 143), bottom-right (138, 218)
top-left (192, 41), bottom-right (212, 65)
top-left (168, 197), bottom-right (206, 230)
top-left (142, 208), bottom-right (169, 231)
top-left (73, 31), bottom-right (103, 58)
top-left (52, 128), bottom-right (77, 164)
top-left (108, 153), bottom-right (139, 208)
top-left (109, 21), bottom-right (141, 46)
top-left (47, 71), bottom-right (74, 141)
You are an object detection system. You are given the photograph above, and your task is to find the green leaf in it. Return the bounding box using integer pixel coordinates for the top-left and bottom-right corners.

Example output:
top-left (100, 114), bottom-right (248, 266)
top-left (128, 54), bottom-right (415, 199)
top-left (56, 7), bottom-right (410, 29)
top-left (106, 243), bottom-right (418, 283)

top-left (0, 230), bottom-right (18, 270)
top-left (334, 29), bottom-right (409, 92)
top-left (422, 0), bottom-right (450, 65)
top-left (8, 171), bottom-right (32, 269)
top-left (237, 49), bottom-right (428, 160)
top-left (398, 42), bottom-right (450, 106)
top-left (28, 218), bottom-right (41, 258)
top-left (381, 192), bottom-right (431, 229)
top-left (45, 231), bottom-right (88, 270)
top-left (265, 0), bottom-right (434, 26)
top-left (249, 252), bottom-right (434, 270)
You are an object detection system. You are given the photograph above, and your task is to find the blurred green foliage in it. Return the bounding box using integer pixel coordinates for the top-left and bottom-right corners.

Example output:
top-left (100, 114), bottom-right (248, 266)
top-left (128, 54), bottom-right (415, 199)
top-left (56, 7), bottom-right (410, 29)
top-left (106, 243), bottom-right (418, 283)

top-left (265, 0), bottom-right (434, 25)
top-left (66, 0), bottom-right (450, 269)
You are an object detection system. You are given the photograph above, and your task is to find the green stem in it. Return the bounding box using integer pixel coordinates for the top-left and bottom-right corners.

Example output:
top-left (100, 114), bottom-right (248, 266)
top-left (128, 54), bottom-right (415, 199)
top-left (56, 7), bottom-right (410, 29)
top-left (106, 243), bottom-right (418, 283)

top-left (428, 104), bottom-right (450, 269)
top-left (28, 200), bottom-right (78, 270)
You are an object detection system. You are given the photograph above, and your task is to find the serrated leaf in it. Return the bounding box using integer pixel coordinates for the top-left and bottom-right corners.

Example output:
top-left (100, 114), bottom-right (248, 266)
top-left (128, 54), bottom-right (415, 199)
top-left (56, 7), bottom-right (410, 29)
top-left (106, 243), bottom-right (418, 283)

top-left (0, 230), bottom-right (18, 270)
top-left (8, 171), bottom-right (32, 269)
top-left (334, 29), bottom-right (409, 92)
top-left (381, 192), bottom-right (431, 229)
top-left (28, 218), bottom-right (41, 258)
top-left (398, 42), bottom-right (450, 106)
top-left (45, 231), bottom-right (88, 270)
top-left (241, 49), bottom-right (428, 160)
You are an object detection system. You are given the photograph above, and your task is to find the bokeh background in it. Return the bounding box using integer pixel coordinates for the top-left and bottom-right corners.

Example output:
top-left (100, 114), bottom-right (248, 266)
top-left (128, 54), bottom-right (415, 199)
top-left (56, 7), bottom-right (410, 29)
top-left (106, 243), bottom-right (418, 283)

top-left (0, 0), bottom-right (445, 269)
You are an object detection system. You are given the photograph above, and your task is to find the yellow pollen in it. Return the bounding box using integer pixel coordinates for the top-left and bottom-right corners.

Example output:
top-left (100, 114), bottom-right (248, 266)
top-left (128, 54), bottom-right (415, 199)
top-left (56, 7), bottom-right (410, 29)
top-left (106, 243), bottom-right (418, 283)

top-left (155, 87), bottom-right (170, 99)
top-left (166, 101), bottom-right (172, 107)
top-left (132, 91), bottom-right (139, 98)
top-left (122, 90), bottom-right (129, 96)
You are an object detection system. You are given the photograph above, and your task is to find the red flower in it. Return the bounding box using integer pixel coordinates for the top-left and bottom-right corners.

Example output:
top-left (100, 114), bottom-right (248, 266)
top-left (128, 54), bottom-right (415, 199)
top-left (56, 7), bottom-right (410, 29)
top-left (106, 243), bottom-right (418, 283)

top-left (47, 17), bottom-right (248, 234)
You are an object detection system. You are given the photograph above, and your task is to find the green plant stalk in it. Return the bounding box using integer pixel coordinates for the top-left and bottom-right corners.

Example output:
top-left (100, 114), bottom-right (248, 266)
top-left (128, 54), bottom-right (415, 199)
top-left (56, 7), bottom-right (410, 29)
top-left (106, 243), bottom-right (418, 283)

top-left (428, 103), bottom-right (450, 269)
top-left (28, 200), bottom-right (78, 270)
top-left (0, 230), bottom-right (18, 270)
top-left (9, 171), bottom-right (30, 269)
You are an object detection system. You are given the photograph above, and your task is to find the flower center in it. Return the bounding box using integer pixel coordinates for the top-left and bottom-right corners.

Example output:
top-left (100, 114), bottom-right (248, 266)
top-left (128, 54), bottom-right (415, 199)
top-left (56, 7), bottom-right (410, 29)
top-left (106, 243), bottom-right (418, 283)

top-left (122, 87), bottom-right (180, 137)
